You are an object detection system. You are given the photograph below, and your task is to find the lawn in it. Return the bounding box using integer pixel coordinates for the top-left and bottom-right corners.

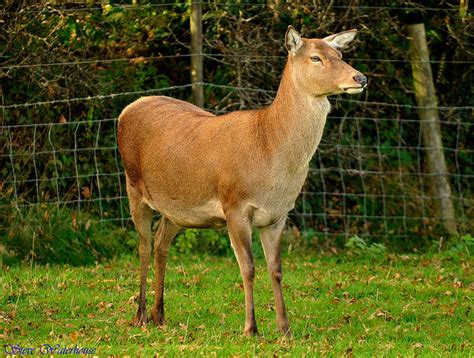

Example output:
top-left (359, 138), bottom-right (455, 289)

top-left (1, 252), bottom-right (472, 356)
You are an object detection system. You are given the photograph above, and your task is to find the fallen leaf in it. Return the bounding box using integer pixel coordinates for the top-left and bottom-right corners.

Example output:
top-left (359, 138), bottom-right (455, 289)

top-left (98, 301), bottom-right (113, 311)
top-left (82, 186), bottom-right (91, 199)
top-left (367, 275), bottom-right (377, 284)
top-left (453, 278), bottom-right (463, 288)
top-left (128, 293), bottom-right (139, 303)
top-left (116, 318), bottom-right (128, 326)
top-left (70, 331), bottom-right (79, 343)
top-left (189, 275), bottom-right (201, 284)
top-left (130, 56), bottom-right (146, 65)
top-left (58, 114), bottom-right (67, 123)
top-left (71, 211), bottom-right (77, 230)
top-left (369, 309), bottom-right (393, 321)
top-left (27, 321), bottom-right (38, 328)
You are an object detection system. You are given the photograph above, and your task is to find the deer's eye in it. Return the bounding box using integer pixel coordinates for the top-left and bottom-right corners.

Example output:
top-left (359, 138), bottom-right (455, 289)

top-left (311, 56), bottom-right (322, 63)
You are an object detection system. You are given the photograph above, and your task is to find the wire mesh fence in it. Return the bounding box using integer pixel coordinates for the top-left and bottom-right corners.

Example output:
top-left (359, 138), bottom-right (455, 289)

top-left (2, 83), bottom-right (472, 238)
top-left (1, 1), bottom-right (473, 243)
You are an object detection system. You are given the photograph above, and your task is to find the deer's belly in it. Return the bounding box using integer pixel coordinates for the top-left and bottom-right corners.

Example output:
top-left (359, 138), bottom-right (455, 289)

top-left (145, 197), bottom-right (227, 228)
top-left (145, 194), bottom-right (295, 228)
top-left (143, 173), bottom-right (304, 228)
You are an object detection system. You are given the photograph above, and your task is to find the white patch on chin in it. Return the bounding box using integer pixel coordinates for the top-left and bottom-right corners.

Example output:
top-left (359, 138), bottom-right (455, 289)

top-left (343, 87), bottom-right (365, 94)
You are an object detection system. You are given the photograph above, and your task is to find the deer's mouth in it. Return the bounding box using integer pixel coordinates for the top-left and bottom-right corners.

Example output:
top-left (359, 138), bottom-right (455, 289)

top-left (342, 84), bottom-right (367, 94)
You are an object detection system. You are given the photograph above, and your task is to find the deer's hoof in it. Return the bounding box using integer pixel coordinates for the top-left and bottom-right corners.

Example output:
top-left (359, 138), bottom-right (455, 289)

top-left (150, 310), bottom-right (166, 326)
top-left (243, 325), bottom-right (258, 337)
top-left (278, 321), bottom-right (292, 337)
top-left (132, 312), bottom-right (148, 327)
top-left (280, 327), bottom-right (292, 338)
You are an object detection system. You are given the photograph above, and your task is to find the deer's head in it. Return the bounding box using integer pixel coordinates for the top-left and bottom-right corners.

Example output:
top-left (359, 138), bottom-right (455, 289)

top-left (285, 26), bottom-right (367, 97)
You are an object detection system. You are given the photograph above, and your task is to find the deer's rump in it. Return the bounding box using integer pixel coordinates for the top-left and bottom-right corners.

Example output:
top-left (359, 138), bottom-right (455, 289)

top-left (118, 96), bottom-right (229, 226)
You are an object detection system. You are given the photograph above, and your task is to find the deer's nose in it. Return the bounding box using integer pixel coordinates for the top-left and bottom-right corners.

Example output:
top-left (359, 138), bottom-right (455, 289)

top-left (353, 74), bottom-right (367, 86)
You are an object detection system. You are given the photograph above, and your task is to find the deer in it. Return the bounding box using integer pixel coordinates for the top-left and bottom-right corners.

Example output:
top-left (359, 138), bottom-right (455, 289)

top-left (117, 26), bottom-right (367, 336)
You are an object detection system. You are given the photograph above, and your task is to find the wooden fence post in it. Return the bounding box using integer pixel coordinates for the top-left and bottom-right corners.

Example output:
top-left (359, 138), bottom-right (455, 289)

top-left (459, 0), bottom-right (468, 18)
top-left (407, 23), bottom-right (457, 237)
top-left (190, 0), bottom-right (204, 108)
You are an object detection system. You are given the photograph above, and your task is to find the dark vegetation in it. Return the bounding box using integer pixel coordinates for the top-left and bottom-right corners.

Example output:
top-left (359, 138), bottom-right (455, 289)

top-left (1, 1), bottom-right (472, 265)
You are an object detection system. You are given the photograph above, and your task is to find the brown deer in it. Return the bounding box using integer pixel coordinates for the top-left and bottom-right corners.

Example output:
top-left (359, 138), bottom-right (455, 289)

top-left (118, 26), bottom-right (367, 336)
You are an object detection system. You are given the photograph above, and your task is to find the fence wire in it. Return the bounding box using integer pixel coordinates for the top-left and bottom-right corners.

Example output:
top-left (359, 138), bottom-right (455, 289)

top-left (1, 82), bottom-right (472, 238)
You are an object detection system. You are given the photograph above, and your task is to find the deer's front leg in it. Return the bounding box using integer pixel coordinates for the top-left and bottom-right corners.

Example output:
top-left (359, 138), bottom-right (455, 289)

top-left (260, 217), bottom-right (290, 336)
top-left (226, 212), bottom-right (257, 336)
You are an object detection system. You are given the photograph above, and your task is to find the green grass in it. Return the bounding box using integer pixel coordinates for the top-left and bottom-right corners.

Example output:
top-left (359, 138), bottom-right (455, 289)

top-left (1, 253), bottom-right (472, 356)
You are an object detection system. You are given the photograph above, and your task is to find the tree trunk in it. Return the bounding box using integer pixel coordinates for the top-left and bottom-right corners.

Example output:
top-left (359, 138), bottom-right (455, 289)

top-left (407, 23), bottom-right (457, 237)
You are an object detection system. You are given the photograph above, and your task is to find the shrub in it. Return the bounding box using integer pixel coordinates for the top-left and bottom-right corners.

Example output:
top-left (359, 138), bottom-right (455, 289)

top-left (344, 235), bottom-right (387, 258)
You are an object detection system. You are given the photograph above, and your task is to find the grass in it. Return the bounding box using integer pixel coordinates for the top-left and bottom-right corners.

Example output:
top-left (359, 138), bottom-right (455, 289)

top-left (1, 252), bottom-right (472, 356)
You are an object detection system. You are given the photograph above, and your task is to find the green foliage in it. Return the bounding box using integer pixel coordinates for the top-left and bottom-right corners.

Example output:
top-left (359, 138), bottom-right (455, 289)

top-left (345, 235), bottom-right (387, 258)
top-left (1, 204), bottom-right (135, 266)
top-left (173, 228), bottom-right (231, 255)
top-left (435, 234), bottom-right (473, 260)
top-left (173, 229), bottom-right (199, 255)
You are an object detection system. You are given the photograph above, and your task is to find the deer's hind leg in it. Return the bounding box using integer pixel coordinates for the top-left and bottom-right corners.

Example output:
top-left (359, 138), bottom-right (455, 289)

top-left (126, 178), bottom-right (153, 326)
top-left (150, 216), bottom-right (180, 325)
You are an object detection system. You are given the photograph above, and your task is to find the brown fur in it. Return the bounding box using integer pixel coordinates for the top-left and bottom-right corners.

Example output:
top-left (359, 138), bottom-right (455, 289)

top-left (118, 26), bottom-right (366, 335)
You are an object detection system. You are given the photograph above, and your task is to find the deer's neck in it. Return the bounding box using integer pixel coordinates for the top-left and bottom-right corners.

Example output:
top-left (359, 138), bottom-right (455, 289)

top-left (259, 61), bottom-right (330, 167)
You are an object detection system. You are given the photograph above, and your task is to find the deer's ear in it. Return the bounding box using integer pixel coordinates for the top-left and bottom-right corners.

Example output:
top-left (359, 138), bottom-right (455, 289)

top-left (323, 29), bottom-right (357, 50)
top-left (285, 26), bottom-right (303, 53)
